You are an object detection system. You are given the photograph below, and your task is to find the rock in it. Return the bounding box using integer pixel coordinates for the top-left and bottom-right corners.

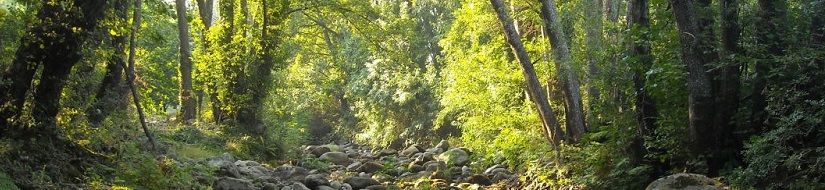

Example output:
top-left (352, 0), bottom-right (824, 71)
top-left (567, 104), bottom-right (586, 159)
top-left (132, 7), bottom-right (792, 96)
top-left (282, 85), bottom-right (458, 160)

top-left (319, 152), bottom-right (352, 165)
top-left (316, 186), bottom-right (336, 190)
top-left (426, 147), bottom-right (443, 154)
top-left (304, 174), bottom-right (330, 189)
top-left (424, 161), bottom-right (447, 172)
top-left (280, 186), bottom-right (292, 190)
top-left (235, 160), bottom-right (261, 167)
top-left (365, 184), bottom-right (387, 190)
top-left (347, 152), bottom-right (361, 159)
top-left (310, 146), bottom-right (332, 157)
top-left (486, 167), bottom-right (512, 177)
top-left (429, 170), bottom-right (449, 180)
top-left (290, 182), bottom-right (311, 190)
top-left (193, 171), bottom-right (218, 185)
top-left (408, 164), bottom-right (425, 173)
top-left (401, 145), bottom-right (423, 157)
top-left (273, 165), bottom-right (308, 182)
top-left (342, 183), bottom-right (353, 190)
top-left (343, 177), bottom-right (380, 189)
top-left (346, 161), bottom-right (363, 172)
top-left (398, 172), bottom-right (430, 182)
top-left (379, 148), bottom-right (397, 156)
top-left (373, 173), bottom-right (393, 183)
top-left (435, 140), bottom-right (450, 150)
top-left (330, 181), bottom-right (342, 189)
top-left (438, 148), bottom-right (469, 166)
top-left (218, 164), bottom-right (242, 178)
top-left (207, 152), bottom-right (236, 168)
top-left (358, 161), bottom-right (385, 173)
top-left (646, 173), bottom-right (725, 190)
top-left (492, 172), bottom-right (512, 182)
top-left (213, 177), bottom-right (257, 190)
top-left (262, 182), bottom-right (278, 190)
top-left (238, 165), bottom-right (271, 180)
top-left (461, 166), bottom-right (474, 177)
top-left (484, 165), bottom-right (508, 175)
top-left (466, 174), bottom-right (493, 186)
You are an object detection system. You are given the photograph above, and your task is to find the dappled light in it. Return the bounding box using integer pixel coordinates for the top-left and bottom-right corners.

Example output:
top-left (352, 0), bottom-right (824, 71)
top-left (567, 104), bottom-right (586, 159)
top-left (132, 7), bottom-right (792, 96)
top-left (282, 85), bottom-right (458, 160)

top-left (1, 0), bottom-right (824, 189)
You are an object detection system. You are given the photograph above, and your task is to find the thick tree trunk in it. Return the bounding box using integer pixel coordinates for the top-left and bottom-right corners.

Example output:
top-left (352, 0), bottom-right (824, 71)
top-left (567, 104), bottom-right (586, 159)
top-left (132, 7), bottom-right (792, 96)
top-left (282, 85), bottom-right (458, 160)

top-left (88, 0), bottom-right (130, 126)
top-left (538, 0), bottom-right (587, 142)
top-left (715, 0), bottom-right (744, 164)
top-left (627, 0), bottom-right (659, 165)
top-left (490, 0), bottom-right (566, 148)
top-left (177, 0), bottom-right (197, 124)
top-left (0, 0), bottom-right (107, 138)
top-left (197, 0), bottom-right (214, 28)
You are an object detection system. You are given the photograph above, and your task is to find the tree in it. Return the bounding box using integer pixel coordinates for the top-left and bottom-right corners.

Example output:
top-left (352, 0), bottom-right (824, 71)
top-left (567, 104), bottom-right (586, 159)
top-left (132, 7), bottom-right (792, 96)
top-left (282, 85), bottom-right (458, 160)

top-left (585, 0), bottom-right (602, 116)
top-left (627, 0), bottom-right (659, 167)
top-left (0, 0), bottom-right (107, 138)
top-left (87, 0), bottom-right (131, 125)
top-left (538, 0), bottom-right (587, 141)
top-left (177, 0), bottom-right (196, 123)
top-left (490, 0), bottom-right (565, 148)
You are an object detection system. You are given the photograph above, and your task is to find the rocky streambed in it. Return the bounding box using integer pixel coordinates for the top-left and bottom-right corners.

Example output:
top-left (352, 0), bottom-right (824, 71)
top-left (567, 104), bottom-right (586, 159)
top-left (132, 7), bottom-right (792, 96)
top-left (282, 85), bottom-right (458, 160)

top-left (201, 140), bottom-right (520, 190)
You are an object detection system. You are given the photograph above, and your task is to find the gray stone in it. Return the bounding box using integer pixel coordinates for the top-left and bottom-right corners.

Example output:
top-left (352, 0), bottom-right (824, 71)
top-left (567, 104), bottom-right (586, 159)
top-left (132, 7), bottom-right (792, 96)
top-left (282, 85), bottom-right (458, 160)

top-left (219, 164), bottom-right (242, 178)
top-left (342, 183), bottom-right (353, 190)
top-left (426, 147), bottom-right (443, 154)
top-left (235, 160), bottom-right (260, 167)
top-left (262, 182), bottom-right (278, 190)
top-left (329, 181), bottom-right (342, 190)
top-left (424, 161), bottom-right (447, 172)
top-left (316, 186), bottom-right (336, 190)
top-left (437, 148), bottom-right (469, 166)
top-left (401, 145), bottom-right (423, 157)
top-left (290, 182), bottom-right (311, 190)
top-left (319, 152), bottom-right (352, 165)
top-left (465, 174), bottom-right (493, 186)
top-left (379, 148), bottom-right (397, 156)
top-left (365, 184), bottom-right (387, 190)
top-left (343, 176), bottom-right (380, 189)
top-left (408, 164), bottom-right (425, 173)
top-left (357, 161), bottom-right (384, 173)
top-left (273, 165), bottom-right (308, 182)
top-left (239, 165), bottom-right (271, 180)
top-left (435, 140), bottom-right (450, 150)
top-left (207, 152), bottom-right (236, 168)
top-left (310, 146), bottom-right (332, 157)
top-left (346, 161), bottom-right (362, 172)
top-left (646, 173), bottom-right (724, 190)
top-left (213, 177), bottom-right (257, 190)
top-left (303, 174), bottom-right (329, 189)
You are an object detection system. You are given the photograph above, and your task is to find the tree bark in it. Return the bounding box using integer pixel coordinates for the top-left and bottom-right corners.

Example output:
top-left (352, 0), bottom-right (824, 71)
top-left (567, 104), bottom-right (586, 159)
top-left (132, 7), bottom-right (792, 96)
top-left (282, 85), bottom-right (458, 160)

top-left (88, 0), bottom-right (130, 126)
top-left (0, 0), bottom-right (107, 138)
top-left (628, 0), bottom-right (659, 166)
top-left (177, 0), bottom-right (197, 124)
top-left (538, 0), bottom-right (587, 142)
top-left (751, 0), bottom-right (786, 135)
top-left (490, 0), bottom-right (566, 148)
top-left (585, 0), bottom-right (603, 115)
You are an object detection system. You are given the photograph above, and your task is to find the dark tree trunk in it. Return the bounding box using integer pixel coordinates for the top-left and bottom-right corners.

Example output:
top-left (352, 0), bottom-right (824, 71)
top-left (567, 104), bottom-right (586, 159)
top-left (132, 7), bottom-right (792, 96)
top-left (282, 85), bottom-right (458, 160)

top-left (538, 0), bottom-right (587, 142)
top-left (490, 0), bottom-right (566, 148)
top-left (751, 0), bottom-right (786, 135)
top-left (812, 0), bottom-right (825, 46)
top-left (0, 0), bottom-right (107, 138)
top-left (177, 0), bottom-right (196, 124)
top-left (627, 0), bottom-right (660, 172)
top-left (714, 0), bottom-right (744, 165)
top-left (88, 0), bottom-right (130, 126)
top-left (196, 0), bottom-right (214, 28)
top-left (671, 0), bottom-right (725, 175)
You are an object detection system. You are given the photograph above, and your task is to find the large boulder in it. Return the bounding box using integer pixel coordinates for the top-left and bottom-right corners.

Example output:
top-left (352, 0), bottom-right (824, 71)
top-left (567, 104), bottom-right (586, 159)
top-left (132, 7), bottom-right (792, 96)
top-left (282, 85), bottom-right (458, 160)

top-left (309, 146), bottom-right (332, 158)
top-left (646, 173), bottom-right (725, 190)
top-left (437, 148), bottom-right (469, 166)
top-left (212, 177), bottom-right (257, 190)
top-left (272, 165), bottom-right (308, 182)
top-left (379, 148), bottom-right (397, 157)
top-left (238, 165), bottom-right (271, 180)
top-left (424, 161), bottom-right (447, 172)
top-left (343, 177), bottom-right (380, 190)
top-left (319, 152), bottom-right (352, 165)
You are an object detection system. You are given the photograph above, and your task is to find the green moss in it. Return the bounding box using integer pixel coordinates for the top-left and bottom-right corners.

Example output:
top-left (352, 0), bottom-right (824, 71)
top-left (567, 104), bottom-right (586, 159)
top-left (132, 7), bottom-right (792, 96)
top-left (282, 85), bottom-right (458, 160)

top-left (0, 171), bottom-right (20, 190)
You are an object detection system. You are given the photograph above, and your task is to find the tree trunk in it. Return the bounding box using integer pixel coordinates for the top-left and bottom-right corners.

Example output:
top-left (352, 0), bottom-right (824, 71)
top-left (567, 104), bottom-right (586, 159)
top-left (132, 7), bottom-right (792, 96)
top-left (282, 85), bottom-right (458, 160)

top-left (538, 0), bottom-right (587, 142)
top-left (0, 0), bottom-right (107, 138)
top-left (197, 0), bottom-right (214, 28)
top-left (585, 0), bottom-right (603, 118)
top-left (87, 0), bottom-right (130, 126)
top-left (715, 0), bottom-right (744, 164)
top-left (628, 0), bottom-right (657, 163)
top-left (671, 0), bottom-right (728, 175)
top-left (490, 0), bottom-right (566, 148)
top-left (812, 0), bottom-right (825, 46)
top-left (751, 0), bottom-right (786, 134)
top-left (177, 0), bottom-right (197, 124)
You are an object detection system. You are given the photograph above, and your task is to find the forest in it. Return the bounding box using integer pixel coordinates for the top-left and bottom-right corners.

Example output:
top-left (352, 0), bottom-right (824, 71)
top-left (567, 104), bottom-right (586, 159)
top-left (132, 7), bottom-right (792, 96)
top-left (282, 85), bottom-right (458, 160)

top-left (0, 0), bottom-right (823, 189)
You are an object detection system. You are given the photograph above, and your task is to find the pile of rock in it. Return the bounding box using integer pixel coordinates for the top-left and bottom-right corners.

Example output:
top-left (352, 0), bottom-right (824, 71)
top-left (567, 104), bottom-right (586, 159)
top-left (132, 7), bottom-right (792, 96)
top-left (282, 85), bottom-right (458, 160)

top-left (203, 140), bottom-right (518, 190)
